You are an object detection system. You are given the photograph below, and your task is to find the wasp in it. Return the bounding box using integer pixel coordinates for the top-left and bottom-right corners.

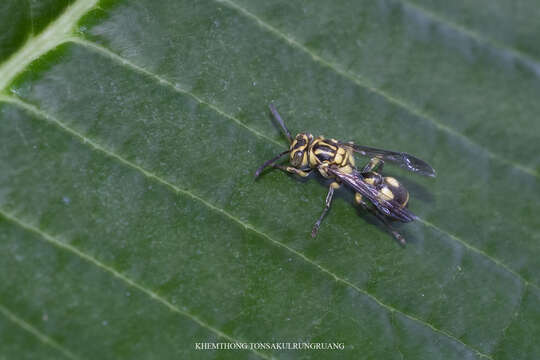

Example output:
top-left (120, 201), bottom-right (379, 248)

top-left (255, 104), bottom-right (436, 244)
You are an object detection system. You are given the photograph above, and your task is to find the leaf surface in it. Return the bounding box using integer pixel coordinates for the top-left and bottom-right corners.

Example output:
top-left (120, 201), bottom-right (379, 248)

top-left (1, 0), bottom-right (539, 359)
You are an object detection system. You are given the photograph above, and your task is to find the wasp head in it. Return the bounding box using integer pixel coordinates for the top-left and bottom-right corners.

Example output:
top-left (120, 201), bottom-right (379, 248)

top-left (289, 133), bottom-right (313, 168)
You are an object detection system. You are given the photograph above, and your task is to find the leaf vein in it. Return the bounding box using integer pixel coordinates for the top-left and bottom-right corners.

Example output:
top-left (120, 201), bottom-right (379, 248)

top-left (68, 37), bottom-right (283, 148)
top-left (419, 219), bottom-right (534, 290)
top-left (0, 211), bottom-right (273, 360)
top-left (397, 0), bottom-right (540, 77)
top-left (0, 302), bottom-right (79, 360)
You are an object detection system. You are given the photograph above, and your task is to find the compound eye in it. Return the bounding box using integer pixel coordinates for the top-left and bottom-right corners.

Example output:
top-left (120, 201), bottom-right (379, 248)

top-left (293, 151), bottom-right (303, 165)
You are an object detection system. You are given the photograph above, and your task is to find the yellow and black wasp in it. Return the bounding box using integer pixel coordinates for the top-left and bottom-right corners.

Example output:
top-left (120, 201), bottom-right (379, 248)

top-left (255, 104), bottom-right (436, 244)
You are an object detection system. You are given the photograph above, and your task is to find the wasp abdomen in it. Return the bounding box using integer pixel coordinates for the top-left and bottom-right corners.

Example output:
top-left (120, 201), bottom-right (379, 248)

top-left (363, 173), bottom-right (409, 208)
top-left (381, 177), bottom-right (409, 208)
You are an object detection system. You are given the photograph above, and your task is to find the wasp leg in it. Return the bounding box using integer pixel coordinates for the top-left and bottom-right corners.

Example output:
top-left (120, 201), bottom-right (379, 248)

top-left (273, 164), bottom-right (311, 178)
top-left (354, 193), bottom-right (406, 245)
top-left (372, 211), bottom-right (406, 245)
top-left (361, 157), bottom-right (384, 173)
top-left (311, 182), bottom-right (340, 237)
top-left (354, 192), bottom-right (368, 207)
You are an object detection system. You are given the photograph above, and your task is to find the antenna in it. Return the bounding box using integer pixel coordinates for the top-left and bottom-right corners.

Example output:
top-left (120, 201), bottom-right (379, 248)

top-left (254, 150), bottom-right (290, 178)
top-left (269, 103), bottom-right (293, 143)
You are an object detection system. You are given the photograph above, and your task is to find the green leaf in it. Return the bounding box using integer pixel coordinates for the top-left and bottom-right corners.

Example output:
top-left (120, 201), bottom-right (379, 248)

top-left (1, 0), bottom-right (539, 359)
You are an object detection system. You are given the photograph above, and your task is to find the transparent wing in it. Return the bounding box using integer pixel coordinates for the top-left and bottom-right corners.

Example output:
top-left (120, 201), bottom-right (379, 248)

top-left (341, 142), bottom-right (436, 177)
top-left (327, 167), bottom-right (418, 223)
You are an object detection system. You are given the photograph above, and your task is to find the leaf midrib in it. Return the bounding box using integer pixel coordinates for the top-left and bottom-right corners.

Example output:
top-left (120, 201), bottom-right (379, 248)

top-left (0, 0), bottom-right (98, 90)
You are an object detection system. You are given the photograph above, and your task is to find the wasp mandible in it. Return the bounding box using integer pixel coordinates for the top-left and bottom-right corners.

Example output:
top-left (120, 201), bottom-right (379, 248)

top-left (255, 104), bottom-right (436, 244)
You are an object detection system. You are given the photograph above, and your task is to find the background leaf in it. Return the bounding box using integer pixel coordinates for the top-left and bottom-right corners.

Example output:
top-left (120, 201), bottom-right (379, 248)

top-left (1, 0), bottom-right (539, 359)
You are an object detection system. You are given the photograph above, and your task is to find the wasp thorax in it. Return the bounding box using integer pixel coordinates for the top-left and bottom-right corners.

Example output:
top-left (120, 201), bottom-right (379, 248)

top-left (289, 133), bottom-right (312, 167)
